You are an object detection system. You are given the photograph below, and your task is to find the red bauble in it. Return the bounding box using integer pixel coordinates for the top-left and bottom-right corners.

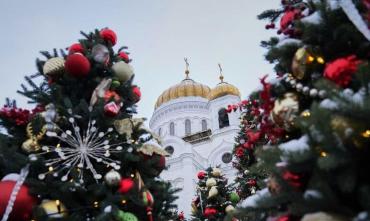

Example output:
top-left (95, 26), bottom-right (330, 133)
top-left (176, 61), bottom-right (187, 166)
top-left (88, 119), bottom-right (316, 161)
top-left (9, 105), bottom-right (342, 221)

top-left (118, 52), bottom-right (130, 63)
top-left (104, 101), bottom-right (121, 117)
top-left (68, 43), bottom-right (84, 54)
top-left (0, 181), bottom-right (37, 221)
top-left (100, 28), bottom-right (117, 46)
top-left (132, 86), bottom-right (141, 103)
top-left (118, 178), bottom-right (134, 194)
top-left (324, 55), bottom-right (361, 87)
top-left (65, 53), bottom-right (91, 77)
top-left (197, 171), bottom-right (206, 179)
top-left (203, 207), bottom-right (217, 217)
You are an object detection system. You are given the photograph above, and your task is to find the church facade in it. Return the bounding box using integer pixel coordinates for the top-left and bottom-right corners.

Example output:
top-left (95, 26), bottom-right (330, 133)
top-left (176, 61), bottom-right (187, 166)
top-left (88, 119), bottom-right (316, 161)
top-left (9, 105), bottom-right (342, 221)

top-left (149, 67), bottom-right (241, 216)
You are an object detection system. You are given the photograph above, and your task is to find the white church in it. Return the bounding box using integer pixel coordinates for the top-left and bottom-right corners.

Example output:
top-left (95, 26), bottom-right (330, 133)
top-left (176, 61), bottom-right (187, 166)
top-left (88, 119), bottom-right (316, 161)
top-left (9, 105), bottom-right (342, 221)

top-left (149, 63), bottom-right (242, 216)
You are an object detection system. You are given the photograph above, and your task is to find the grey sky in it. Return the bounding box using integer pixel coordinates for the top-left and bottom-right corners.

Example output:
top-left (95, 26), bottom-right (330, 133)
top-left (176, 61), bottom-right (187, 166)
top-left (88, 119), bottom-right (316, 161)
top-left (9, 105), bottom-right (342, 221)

top-left (0, 0), bottom-right (279, 120)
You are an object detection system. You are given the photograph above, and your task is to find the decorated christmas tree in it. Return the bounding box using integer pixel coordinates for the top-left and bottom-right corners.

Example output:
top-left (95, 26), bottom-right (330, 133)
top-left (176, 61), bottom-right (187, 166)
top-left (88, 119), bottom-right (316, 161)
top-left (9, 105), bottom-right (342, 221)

top-left (0, 28), bottom-right (179, 221)
top-left (191, 167), bottom-right (240, 221)
top-left (234, 0), bottom-right (370, 221)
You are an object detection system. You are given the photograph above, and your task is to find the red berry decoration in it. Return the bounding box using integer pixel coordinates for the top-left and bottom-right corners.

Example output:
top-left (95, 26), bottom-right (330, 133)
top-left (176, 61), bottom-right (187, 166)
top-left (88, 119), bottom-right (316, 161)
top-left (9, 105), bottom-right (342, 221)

top-left (118, 178), bottom-right (135, 194)
top-left (0, 181), bottom-right (37, 221)
top-left (197, 171), bottom-right (206, 179)
top-left (118, 52), bottom-right (130, 63)
top-left (65, 53), bottom-right (91, 78)
top-left (68, 43), bottom-right (84, 54)
top-left (324, 55), bottom-right (361, 87)
top-left (247, 179), bottom-right (257, 186)
top-left (203, 207), bottom-right (217, 217)
top-left (132, 86), bottom-right (141, 103)
top-left (235, 147), bottom-right (244, 158)
top-left (280, 9), bottom-right (301, 32)
top-left (100, 28), bottom-right (117, 46)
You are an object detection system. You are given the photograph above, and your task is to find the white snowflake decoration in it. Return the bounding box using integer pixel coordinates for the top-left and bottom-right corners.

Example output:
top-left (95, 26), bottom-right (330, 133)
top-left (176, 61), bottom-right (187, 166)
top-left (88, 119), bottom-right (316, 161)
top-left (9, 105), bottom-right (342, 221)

top-left (32, 117), bottom-right (125, 184)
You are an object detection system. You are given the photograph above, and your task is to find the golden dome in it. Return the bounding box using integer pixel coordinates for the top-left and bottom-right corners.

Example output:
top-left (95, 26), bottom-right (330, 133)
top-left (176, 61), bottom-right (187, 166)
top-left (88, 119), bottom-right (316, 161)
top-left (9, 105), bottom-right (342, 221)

top-left (208, 82), bottom-right (241, 100)
top-left (155, 78), bottom-right (211, 109)
top-left (208, 65), bottom-right (240, 100)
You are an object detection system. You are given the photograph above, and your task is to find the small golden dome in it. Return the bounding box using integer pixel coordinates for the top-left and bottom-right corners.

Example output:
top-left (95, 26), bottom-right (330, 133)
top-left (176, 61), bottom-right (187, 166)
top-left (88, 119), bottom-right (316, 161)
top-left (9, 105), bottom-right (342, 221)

top-left (208, 82), bottom-right (241, 100)
top-left (155, 78), bottom-right (211, 109)
top-left (208, 64), bottom-right (240, 100)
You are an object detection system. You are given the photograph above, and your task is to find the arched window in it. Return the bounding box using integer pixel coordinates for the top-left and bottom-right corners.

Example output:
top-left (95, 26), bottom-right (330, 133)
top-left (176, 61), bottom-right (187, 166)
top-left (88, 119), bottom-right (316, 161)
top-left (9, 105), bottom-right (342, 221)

top-left (201, 119), bottom-right (207, 131)
top-left (218, 108), bottom-right (230, 129)
top-left (169, 122), bottom-right (175, 136)
top-left (185, 119), bottom-right (191, 135)
top-left (158, 128), bottom-right (162, 137)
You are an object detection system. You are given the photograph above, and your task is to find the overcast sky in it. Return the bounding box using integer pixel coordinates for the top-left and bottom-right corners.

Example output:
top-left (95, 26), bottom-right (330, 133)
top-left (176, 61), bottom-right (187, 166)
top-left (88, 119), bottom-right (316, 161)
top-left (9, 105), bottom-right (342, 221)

top-left (0, 0), bottom-right (280, 121)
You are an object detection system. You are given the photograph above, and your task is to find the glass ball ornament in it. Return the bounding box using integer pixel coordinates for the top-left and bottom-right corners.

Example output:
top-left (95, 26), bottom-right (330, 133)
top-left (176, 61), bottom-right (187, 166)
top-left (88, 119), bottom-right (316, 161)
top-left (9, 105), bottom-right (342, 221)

top-left (104, 170), bottom-right (122, 186)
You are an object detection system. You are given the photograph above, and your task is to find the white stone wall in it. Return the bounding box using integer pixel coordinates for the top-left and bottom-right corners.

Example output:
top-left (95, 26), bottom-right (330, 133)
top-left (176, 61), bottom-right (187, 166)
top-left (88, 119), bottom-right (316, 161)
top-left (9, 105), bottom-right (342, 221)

top-left (149, 94), bottom-right (241, 216)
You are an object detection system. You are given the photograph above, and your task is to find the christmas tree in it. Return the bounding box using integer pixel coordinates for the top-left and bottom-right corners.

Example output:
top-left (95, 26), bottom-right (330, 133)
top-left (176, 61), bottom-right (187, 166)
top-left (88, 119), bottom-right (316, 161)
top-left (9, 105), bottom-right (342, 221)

top-left (191, 167), bottom-right (240, 221)
top-left (234, 0), bottom-right (370, 221)
top-left (0, 29), bottom-right (179, 221)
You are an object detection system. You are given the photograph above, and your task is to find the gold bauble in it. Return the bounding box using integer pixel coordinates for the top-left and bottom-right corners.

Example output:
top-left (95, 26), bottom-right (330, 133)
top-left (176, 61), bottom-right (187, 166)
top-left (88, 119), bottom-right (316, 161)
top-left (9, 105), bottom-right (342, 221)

top-left (291, 47), bottom-right (311, 80)
top-left (225, 205), bottom-right (235, 214)
top-left (112, 61), bottom-right (134, 83)
top-left (271, 92), bottom-right (299, 130)
top-left (43, 57), bottom-right (65, 77)
top-left (211, 168), bottom-right (222, 177)
top-left (206, 178), bottom-right (217, 187)
top-left (330, 115), bottom-right (367, 149)
top-left (191, 202), bottom-right (198, 215)
top-left (40, 200), bottom-right (67, 218)
top-left (22, 138), bottom-right (40, 152)
top-left (208, 186), bottom-right (218, 199)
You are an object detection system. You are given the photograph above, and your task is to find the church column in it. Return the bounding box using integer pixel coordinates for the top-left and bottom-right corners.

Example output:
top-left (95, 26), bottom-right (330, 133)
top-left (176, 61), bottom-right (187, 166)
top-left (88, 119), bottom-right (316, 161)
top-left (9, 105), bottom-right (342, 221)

top-left (181, 155), bottom-right (196, 216)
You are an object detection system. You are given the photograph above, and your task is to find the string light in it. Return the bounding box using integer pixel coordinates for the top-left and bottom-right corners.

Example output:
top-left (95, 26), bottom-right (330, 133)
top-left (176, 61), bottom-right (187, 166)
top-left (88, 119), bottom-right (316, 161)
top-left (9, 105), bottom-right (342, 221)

top-left (316, 57), bottom-right (325, 64)
top-left (307, 55), bottom-right (315, 63)
top-left (361, 130), bottom-right (370, 138)
top-left (93, 201), bottom-right (99, 208)
top-left (301, 110), bottom-right (310, 117)
top-left (130, 174), bottom-right (135, 178)
top-left (320, 151), bottom-right (327, 157)
top-left (48, 166), bottom-right (54, 172)
top-left (121, 200), bottom-right (127, 204)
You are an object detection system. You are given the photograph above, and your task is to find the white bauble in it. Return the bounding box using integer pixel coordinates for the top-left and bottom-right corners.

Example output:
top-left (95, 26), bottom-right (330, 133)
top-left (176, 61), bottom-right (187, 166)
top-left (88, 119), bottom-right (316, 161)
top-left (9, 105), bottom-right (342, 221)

top-left (208, 186), bottom-right (218, 198)
top-left (104, 170), bottom-right (121, 186)
top-left (211, 168), bottom-right (222, 177)
top-left (43, 57), bottom-right (65, 77)
top-left (206, 178), bottom-right (217, 187)
top-left (92, 44), bottom-right (110, 64)
top-left (112, 61), bottom-right (134, 82)
top-left (225, 205), bottom-right (235, 214)
top-left (1, 173), bottom-right (20, 181)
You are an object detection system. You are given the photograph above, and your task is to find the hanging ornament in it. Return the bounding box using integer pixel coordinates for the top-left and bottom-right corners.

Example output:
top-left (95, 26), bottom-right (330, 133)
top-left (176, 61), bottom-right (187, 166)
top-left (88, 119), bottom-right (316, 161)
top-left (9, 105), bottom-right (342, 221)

top-left (41, 103), bottom-right (58, 132)
top-left (211, 168), bottom-right (222, 177)
top-left (22, 123), bottom-right (46, 152)
top-left (138, 143), bottom-right (168, 176)
top-left (116, 210), bottom-right (139, 221)
top-left (191, 201), bottom-right (198, 215)
top-left (206, 178), bottom-right (217, 187)
top-left (271, 92), bottom-right (299, 130)
top-left (104, 90), bottom-right (121, 103)
top-left (90, 78), bottom-right (112, 106)
top-left (118, 52), bottom-right (130, 63)
top-left (43, 57), bottom-right (65, 78)
top-left (225, 205), bottom-right (235, 214)
top-left (203, 207), bottom-right (217, 218)
top-left (118, 178), bottom-right (135, 194)
top-left (142, 190), bottom-right (154, 207)
top-left (112, 61), bottom-right (134, 83)
top-left (100, 28), bottom-right (117, 46)
top-left (291, 47), bottom-right (312, 80)
top-left (0, 181), bottom-right (37, 221)
top-left (91, 44), bottom-right (110, 65)
top-left (197, 171), bottom-right (206, 180)
top-left (104, 101), bottom-right (121, 117)
top-left (35, 117), bottom-right (122, 183)
top-left (208, 186), bottom-right (218, 198)
top-left (131, 86), bottom-right (141, 103)
top-left (104, 170), bottom-right (122, 186)
top-left (68, 43), bottom-right (84, 54)
top-left (65, 53), bottom-right (91, 78)
top-left (39, 200), bottom-right (67, 218)
top-left (229, 192), bottom-right (240, 204)
top-left (323, 55), bottom-right (360, 87)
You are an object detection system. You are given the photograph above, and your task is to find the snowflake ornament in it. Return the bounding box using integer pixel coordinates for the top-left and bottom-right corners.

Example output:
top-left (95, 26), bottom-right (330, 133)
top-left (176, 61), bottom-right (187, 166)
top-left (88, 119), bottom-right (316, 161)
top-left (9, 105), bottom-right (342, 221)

top-left (31, 117), bottom-right (125, 184)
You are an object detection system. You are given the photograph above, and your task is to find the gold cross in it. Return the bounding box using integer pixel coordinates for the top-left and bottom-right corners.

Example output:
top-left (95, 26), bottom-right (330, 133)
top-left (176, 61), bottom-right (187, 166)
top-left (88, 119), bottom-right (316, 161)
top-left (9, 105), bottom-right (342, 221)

top-left (184, 57), bottom-right (190, 79)
top-left (218, 63), bottom-right (224, 83)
